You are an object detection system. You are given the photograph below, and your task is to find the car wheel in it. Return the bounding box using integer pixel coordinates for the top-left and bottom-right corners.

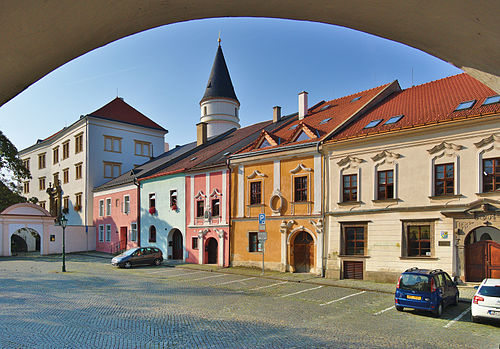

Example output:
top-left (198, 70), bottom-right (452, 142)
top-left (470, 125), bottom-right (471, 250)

top-left (452, 293), bottom-right (459, 306)
top-left (471, 315), bottom-right (479, 323)
top-left (154, 258), bottom-right (161, 266)
top-left (395, 305), bottom-right (404, 312)
top-left (124, 261), bottom-right (132, 269)
top-left (433, 302), bottom-right (443, 317)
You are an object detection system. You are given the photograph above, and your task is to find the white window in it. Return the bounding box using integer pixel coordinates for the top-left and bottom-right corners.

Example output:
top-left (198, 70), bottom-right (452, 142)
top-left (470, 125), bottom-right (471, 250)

top-left (106, 198), bottom-right (111, 216)
top-left (123, 195), bottom-right (130, 214)
top-left (131, 222), bottom-right (137, 242)
top-left (105, 224), bottom-right (111, 242)
top-left (104, 162), bottom-right (121, 178)
top-left (99, 200), bottom-right (104, 217)
top-left (99, 225), bottom-right (104, 242)
top-left (104, 135), bottom-right (121, 153)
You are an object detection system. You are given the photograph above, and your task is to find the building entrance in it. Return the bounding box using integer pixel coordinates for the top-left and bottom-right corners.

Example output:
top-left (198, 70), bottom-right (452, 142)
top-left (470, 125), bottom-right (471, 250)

top-left (171, 229), bottom-right (183, 260)
top-left (206, 238), bottom-right (218, 264)
top-left (292, 231), bottom-right (314, 273)
top-left (465, 226), bottom-right (500, 281)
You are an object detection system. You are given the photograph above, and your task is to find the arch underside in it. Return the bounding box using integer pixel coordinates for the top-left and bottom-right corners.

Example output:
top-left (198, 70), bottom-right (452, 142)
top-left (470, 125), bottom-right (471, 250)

top-left (1, 0), bottom-right (499, 108)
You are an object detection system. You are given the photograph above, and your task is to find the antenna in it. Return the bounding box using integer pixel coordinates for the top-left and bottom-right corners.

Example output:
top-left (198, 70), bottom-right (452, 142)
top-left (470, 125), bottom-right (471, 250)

top-left (411, 68), bottom-right (414, 87)
top-left (116, 88), bottom-right (119, 97)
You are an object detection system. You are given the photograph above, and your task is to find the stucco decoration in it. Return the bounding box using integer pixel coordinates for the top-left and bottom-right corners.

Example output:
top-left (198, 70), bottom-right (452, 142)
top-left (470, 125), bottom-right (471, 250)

top-left (371, 150), bottom-right (401, 164)
top-left (269, 188), bottom-right (284, 215)
top-left (210, 188), bottom-right (222, 198)
top-left (289, 163), bottom-right (312, 174)
top-left (474, 134), bottom-right (500, 149)
top-left (197, 229), bottom-right (209, 239)
top-left (247, 170), bottom-right (267, 179)
top-left (194, 190), bottom-right (207, 200)
top-left (280, 220), bottom-right (295, 234)
top-left (310, 218), bottom-right (324, 235)
top-left (336, 156), bottom-right (363, 169)
top-left (214, 228), bottom-right (224, 239)
top-left (427, 141), bottom-right (464, 155)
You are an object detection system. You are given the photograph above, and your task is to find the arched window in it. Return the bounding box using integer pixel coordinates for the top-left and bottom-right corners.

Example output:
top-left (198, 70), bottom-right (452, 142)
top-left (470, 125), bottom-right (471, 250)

top-left (149, 225), bottom-right (156, 243)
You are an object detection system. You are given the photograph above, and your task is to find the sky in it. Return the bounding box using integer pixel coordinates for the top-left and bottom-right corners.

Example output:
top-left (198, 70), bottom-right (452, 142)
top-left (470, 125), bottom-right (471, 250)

top-left (0, 17), bottom-right (462, 152)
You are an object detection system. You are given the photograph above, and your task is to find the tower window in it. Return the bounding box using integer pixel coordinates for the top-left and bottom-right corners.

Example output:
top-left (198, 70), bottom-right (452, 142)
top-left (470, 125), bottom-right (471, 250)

top-left (204, 106), bottom-right (207, 115)
top-left (235, 108), bottom-right (238, 117)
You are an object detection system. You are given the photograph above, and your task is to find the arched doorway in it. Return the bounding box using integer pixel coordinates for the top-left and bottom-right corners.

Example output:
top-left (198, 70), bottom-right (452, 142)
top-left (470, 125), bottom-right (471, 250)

top-left (171, 229), bottom-right (183, 260)
top-left (465, 226), bottom-right (500, 281)
top-left (11, 234), bottom-right (27, 253)
top-left (11, 228), bottom-right (41, 255)
top-left (206, 238), bottom-right (218, 264)
top-left (292, 231), bottom-right (314, 273)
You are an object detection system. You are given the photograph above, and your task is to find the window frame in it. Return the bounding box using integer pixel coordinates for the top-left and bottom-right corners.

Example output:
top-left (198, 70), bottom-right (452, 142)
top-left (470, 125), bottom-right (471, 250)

top-left (249, 180), bottom-right (262, 205)
top-left (211, 198), bottom-right (220, 217)
top-left (98, 225), bottom-right (104, 242)
top-left (38, 153), bottom-right (46, 169)
top-left (75, 162), bottom-right (83, 180)
top-left (434, 163), bottom-right (454, 196)
top-left (342, 173), bottom-right (358, 202)
top-left (377, 169), bottom-right (394, 200)
top-left (482, 157), bottom-right (500, 193)
top-left (75, 132), bottom-right (83, 154)
top-left (39, 177), bottom-right (46, 191)
top-left (149, 193), bottom-right (156, 209)
top-left (23, 181), bottom-right (29, 194)
top-left (192, 237), bottom-right (198, 250)
top-left (103, 135), bottom-right (122, 153)
top-left (341, 223), bottom-right (367, 256)
top-left (401, 221), bottom-right (435, 258)
top-left (293, 175), bottom-right (308, 202)
top-left (248, 232), bottom-right (262, 252)
top-left (63, 168), bottom-right (70, 184)
top-left (130, 222), bottom-right (137, 242)
top-left (53, 146), bottom-right (59, 164)
top-left (123, 195), bottom-right (130, 214)
top-left (105, 224), bottom-right (111, 242)
top-left (196, 200), bottom-right (205, 218)
top-left (105, 198), bottom-right (111, 216)
top-left (134, 140), bottom-right (151, 157)
top-left (62, 140), bottom-right (70, 160)
top-left (99, 200), bottom-right (104, 217)
top-left (75, 192), bottom-right (82, 208)
top-left (103, 161), bottom-right (121, 179)
top-left (149, 225), bottom-right (156, 243)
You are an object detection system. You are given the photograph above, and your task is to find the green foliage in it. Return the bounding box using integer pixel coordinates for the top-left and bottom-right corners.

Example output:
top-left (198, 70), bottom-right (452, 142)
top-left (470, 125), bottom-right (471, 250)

top-left (0, 181), bottom-right (26, 212)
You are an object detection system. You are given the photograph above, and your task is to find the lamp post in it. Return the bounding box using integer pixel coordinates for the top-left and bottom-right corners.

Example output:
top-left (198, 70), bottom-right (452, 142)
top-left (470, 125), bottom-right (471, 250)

top-left (56, 215), bottom-right (68, 272)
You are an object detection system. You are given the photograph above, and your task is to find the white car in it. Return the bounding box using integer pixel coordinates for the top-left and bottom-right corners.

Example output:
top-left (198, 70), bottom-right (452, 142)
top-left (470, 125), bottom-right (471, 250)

top-left (471, 278), bottom-right (500, 323)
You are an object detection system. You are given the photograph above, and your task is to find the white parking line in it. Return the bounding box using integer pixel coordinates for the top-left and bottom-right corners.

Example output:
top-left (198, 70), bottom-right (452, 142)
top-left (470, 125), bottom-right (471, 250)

top-left (319, 291), bottom-right (366, 306)
top-left (249, 281), bottom-right (288, 291)
top-left (189, 274), bottom-right (226, 282)
top-left (374, 305), bottom-right (395, 315)
top-left (444, 308), bottom-right (470, 328)
top-left (281, 285), bottom-right (323, 298)
top-left (218, 277), bottom-right (256, 285)
top-left (161, 271), bottom-right (204, 278)
top-left (148, 269), bottom-right (171, 274)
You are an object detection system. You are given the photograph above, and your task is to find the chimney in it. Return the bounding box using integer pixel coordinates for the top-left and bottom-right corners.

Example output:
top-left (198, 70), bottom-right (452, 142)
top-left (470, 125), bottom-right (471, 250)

top-left (273, 106), bottom-right (281, 123)
top-left (197, 122), bottom-right (207, 146)
top-left (298, 91), bottom-right (308, 120)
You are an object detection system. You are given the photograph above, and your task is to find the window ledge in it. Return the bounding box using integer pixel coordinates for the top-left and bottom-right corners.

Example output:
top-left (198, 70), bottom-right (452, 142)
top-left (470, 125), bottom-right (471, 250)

top-left (337, 201), bottom-right (362, 206)
top-left (475, 191), bottom-right (500, 197)
top-left (428, 194), bottom-right (463, 200)
top-left (372, 198), bottom-right (400, 203)
top-left (338, 255), bottom-right (371, 259)
top-left (399, 256), bottom-right (439, 260)
top-left (247, 204), bottom-right (265, 207)
top-left (291, 201), bottom-right (313, 204)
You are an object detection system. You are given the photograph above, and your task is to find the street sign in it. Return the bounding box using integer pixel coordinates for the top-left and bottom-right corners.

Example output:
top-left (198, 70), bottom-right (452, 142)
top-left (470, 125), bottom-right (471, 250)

top-left (258, 231), bottom-right (267, 241)
top-left (258, 213), bottom-right (266, 232)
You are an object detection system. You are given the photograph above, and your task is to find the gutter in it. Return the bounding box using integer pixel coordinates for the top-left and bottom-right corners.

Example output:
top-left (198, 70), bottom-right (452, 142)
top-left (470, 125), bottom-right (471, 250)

top-left (133, 176), bottom-right (141, 246)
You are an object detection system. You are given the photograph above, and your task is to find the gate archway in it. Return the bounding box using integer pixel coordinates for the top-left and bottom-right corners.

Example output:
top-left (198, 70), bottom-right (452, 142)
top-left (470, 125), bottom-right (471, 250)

top-left (11, 228), bottom-right (41, 254)
top-left (206, 237), bottom-right (218, 264)
top-left (291, 231), bottom-right (315, 273)
top-left (465, 226), bottom-right (500, 281)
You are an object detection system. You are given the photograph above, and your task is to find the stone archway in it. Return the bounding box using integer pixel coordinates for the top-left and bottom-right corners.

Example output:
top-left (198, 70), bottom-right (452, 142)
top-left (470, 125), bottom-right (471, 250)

top-left (11, 228), bottom-right (41, 255)
top-left (206, 237), bottom-right (218, 264)
top-left (291, 231), bottom-right (315, 273)
top-left (168, 228), bottom-right (183, 260)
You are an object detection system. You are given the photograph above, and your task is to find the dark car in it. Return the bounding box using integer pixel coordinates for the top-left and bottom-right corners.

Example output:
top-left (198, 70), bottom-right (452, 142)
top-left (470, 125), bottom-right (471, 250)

top-left (111, 247), bottom-right (163, 268)
top-left (395, 267), bottom-right (459, 317)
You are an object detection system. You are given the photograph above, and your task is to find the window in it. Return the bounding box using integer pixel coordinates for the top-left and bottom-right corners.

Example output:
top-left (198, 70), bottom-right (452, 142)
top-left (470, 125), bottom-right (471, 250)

top-left (170, 190), bottom-right (177, 208)
top-left (130, 223), bottom-right (137, 242)
top-left (149, 193), bottom-right (156, 209)
top-left (135, 140), bottom-right (151, 157)
top-left (351, 96), bottom-right (362, 102)
top-left (435, 163), bottom-right (454, 196)
top-left (483, 158), bottom-right (500, 192)
top-left (104, 135), bottom-right (121, 153)
top-left (211, 198), bottom-right (220, 217)
top-left (320, 105), bottom-right (331, 111)
top-left (75, 193), bottom-right (82, 210)
top-left (364, 119), bottom-right (383, 129)
top-left (384, 115), bottom-right (404, 125)
top-left (294, 176), bottom-right (308, 202)
top-left (123, 195), bottom-right (130, 214)
top-left (204, 106), bottom-right (207, 115)
top-left (53, 172), bottom-right (59, 186)
top-left (63, 196), bottom-right (69, 210)
top-left (235, 108), bottom-right (238, 117)
top-left (343, 225), bottom-right (366, 256)
top-left (105, 225), bottom-right (111, 242)
top-left (289, 125), bottom-right (298, 130)
top-left (149, 225), bottom-right (156, 243)
top-left (63, 168), bottom-right (69, 184)
top-left (259, 139), bottom-right (271, 148)
top-left (319, 117), bottom-right (332, 124)
top-left (103, 162), bottom-right (121, 178)
top-left (454, 100), bottom-right (476, 111)
top-left (483, 95), bottom-right (500, 106)
top-left (62, 140), bottom-right (69, 159)
top-left (196, 200), bottom-right (205, 218)
top-left (39, 177), bottom-right (46, 191)
top-left (106, 198), bottom-right (111, 216)
top-left (342, 174), bottom-right (357, 202)
top-left (248, 232), bottom-right (262, 252)
top-left (38, 153), bottom-right (46, 169)
top-left (99, 200), bottom-right (104, 216)
top-left (99, 225), bottom-right (104, 242)
top-left (377, 170), bottom-right (394, 199)
top-left (407, 225), bottom-right (431, 257)
top-left (75, 133), bottom-right (83, 153)
top-left (22, 158), bottom-right (29, 171)
top-left (75, 162), bottom-right (82, 179)
top-left (53, 147), bottom-right (59, 164)
top-left (39, 201), bottom-right (46, 210)
top-left (295, 131), bottom-right (310, 142)
top-left (250, 181), bottom-right (262, 205)
top-left (192, 237), bottom-right (198, 250)
top-left (23, 181), bottom-right (29, 194)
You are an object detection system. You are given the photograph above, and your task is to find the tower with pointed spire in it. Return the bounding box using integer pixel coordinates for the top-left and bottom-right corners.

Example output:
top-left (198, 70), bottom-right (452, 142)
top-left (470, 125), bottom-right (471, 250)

top-left (200, 39), bottom-right (240, 138)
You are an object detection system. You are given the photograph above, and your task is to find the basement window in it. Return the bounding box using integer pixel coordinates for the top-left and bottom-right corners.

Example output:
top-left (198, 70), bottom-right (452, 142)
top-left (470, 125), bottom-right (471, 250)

top-left (364, 119), bottom-right (383, 129)
top-left (384, 115), bottom-right (404, 125)
top-left (483, 95), bottom-right (500, 106)
top-left (454, 100), bottom-right (476, 111)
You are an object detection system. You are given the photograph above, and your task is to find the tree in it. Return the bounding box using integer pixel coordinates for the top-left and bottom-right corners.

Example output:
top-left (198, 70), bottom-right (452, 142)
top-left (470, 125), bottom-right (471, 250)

top-left (0, 130), bottom-right (31, 211)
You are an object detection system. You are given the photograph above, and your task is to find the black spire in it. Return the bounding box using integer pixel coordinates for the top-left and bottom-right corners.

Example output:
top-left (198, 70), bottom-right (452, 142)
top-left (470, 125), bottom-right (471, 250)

top-left (200, 44), bottom-right (239, 104)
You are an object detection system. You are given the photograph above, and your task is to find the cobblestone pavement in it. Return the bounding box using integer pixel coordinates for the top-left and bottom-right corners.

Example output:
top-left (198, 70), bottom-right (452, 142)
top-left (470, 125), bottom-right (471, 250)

top-left (0, 254), bottom-right (498, 348)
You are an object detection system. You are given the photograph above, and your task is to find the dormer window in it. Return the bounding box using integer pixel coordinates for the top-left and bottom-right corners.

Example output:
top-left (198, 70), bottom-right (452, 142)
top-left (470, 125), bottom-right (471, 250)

top-left (259, 139), bottom-right (272, 148)
top-left (454, 100), bottom-right (476, 111)
top-left (289, 125), bottom-right (298, 130)
top-left (295, 131), bottom-right (311, 142)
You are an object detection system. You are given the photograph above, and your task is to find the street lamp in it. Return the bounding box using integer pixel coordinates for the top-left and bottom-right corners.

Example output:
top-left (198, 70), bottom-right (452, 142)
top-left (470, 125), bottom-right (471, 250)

top-left (56, 214), bottom-right (68, 272)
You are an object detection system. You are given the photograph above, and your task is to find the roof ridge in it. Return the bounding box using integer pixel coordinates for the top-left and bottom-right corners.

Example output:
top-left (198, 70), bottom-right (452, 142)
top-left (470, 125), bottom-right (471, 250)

top-left (401, 73), bottom-right (467, 92)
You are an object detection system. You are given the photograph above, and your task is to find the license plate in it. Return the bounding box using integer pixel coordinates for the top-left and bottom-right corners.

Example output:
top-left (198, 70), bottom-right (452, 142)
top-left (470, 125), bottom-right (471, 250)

top-left (407, 295), bottom-right (421, 300)
top-left (487, 310), bottom-right (499, 315)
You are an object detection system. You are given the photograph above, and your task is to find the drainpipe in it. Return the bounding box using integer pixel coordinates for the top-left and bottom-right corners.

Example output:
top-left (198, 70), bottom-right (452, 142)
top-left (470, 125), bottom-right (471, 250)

top-left (226, 158), bottom-right (232, 268)
top-left (133, 177), bottom-right (141, 246)
top-left (85, 119), bottom-right (89, 251)
top-left (316, 140), bottom-right (327, 278)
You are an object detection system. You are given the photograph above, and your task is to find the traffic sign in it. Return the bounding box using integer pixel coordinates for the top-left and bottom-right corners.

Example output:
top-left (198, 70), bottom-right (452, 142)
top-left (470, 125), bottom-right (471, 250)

top-left (258, 231), bottom-right (267, 241)
top-left (258, 214), bottom-right (266, 225)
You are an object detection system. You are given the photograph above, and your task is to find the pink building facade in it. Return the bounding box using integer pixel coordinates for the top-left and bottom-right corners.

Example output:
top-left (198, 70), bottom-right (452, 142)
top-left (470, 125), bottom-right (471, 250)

top-left (185, 169), bottom-right (230, 267)
top-left (93, 184), bottom-right (139, 253)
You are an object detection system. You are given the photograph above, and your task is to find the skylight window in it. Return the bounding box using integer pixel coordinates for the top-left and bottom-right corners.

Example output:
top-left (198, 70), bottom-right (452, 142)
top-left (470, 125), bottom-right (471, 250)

top-left (384, 115), bottom-right (404, 125)
top-left (483, 95), bottom-right (500, 106)
top-left (454, 100), bottom-right (476, 111)
top-left (319, 118), bottom-right (332, 125)
top-left (364, 119), bottom-right (383, 129)
top-left (190, 157), bottom-right (197, 161)
top-left (289, 125), bottom-right (298, 130)
top-left (223, 151), bottom-right (231, 156)
top-left (351, 96), bottom-right (362, 102)
top-left (320, 105), bottom-right (331, 111)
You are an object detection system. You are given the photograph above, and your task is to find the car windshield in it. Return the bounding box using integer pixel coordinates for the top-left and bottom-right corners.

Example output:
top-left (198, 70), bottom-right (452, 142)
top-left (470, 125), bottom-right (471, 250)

top-left (119, 249), bottom-right (138, 257)
top-left (478, 286), bottom-right (500, 298)
top-left (399, 274), bottom-right (431, 292)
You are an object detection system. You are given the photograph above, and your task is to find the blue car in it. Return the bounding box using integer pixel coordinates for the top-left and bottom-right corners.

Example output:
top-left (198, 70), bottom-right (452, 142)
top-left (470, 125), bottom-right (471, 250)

top-left (395, 267), bottom-right (459, 317)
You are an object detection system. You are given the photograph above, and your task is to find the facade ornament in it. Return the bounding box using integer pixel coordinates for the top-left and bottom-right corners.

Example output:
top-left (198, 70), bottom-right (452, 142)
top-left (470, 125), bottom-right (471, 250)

top-left (247, 170), bottom-right (267, 179)
top-left (269, 188), bottom-right (284, 215)
top-left (210, 188), bottom-right (222, 198)
top-left (46, 180), bottom-right (62, 218)
top-left (474, 134), bottom-right (500, 149)
top-left (290, 163), bottom-right (313, 174)
top-left (194, 191), bottom-right (207, 200)
top-left (337, 155), bottom-right (363, 169)
top-left (371, 150), bottom-right (401, 164)
top-left (280, 220), bottom-right (295, 234)
top-left (310, 218), bottom-right (324, 235)
top-left (427, 141), bottom-right (464, 155)
top-left (214, 228), bottom-right (224, 239)
top-left (198, 229), bottom-right (209, 239)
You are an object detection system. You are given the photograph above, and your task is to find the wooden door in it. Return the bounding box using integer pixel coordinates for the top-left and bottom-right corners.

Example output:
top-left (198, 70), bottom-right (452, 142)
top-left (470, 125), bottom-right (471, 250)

top-left (343, 261), bottom-right (363, 279)
top-left (120, 227), bottom-right (127, 251)
top-left (207, 238), bottom-right (218, 264)
top-left (293, 232), bottom-right (314, 273)
top-left (466, 240), bottom-right (500, 281)
top-left (172, 230), bottom-right (183, 260)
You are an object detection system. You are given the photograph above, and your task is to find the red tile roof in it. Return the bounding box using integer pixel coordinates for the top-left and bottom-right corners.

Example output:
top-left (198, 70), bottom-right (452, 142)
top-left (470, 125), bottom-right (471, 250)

top-left (89, 97), bottom-right (167, 132)
top-left (330, 73), bottom-right (500, 141)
